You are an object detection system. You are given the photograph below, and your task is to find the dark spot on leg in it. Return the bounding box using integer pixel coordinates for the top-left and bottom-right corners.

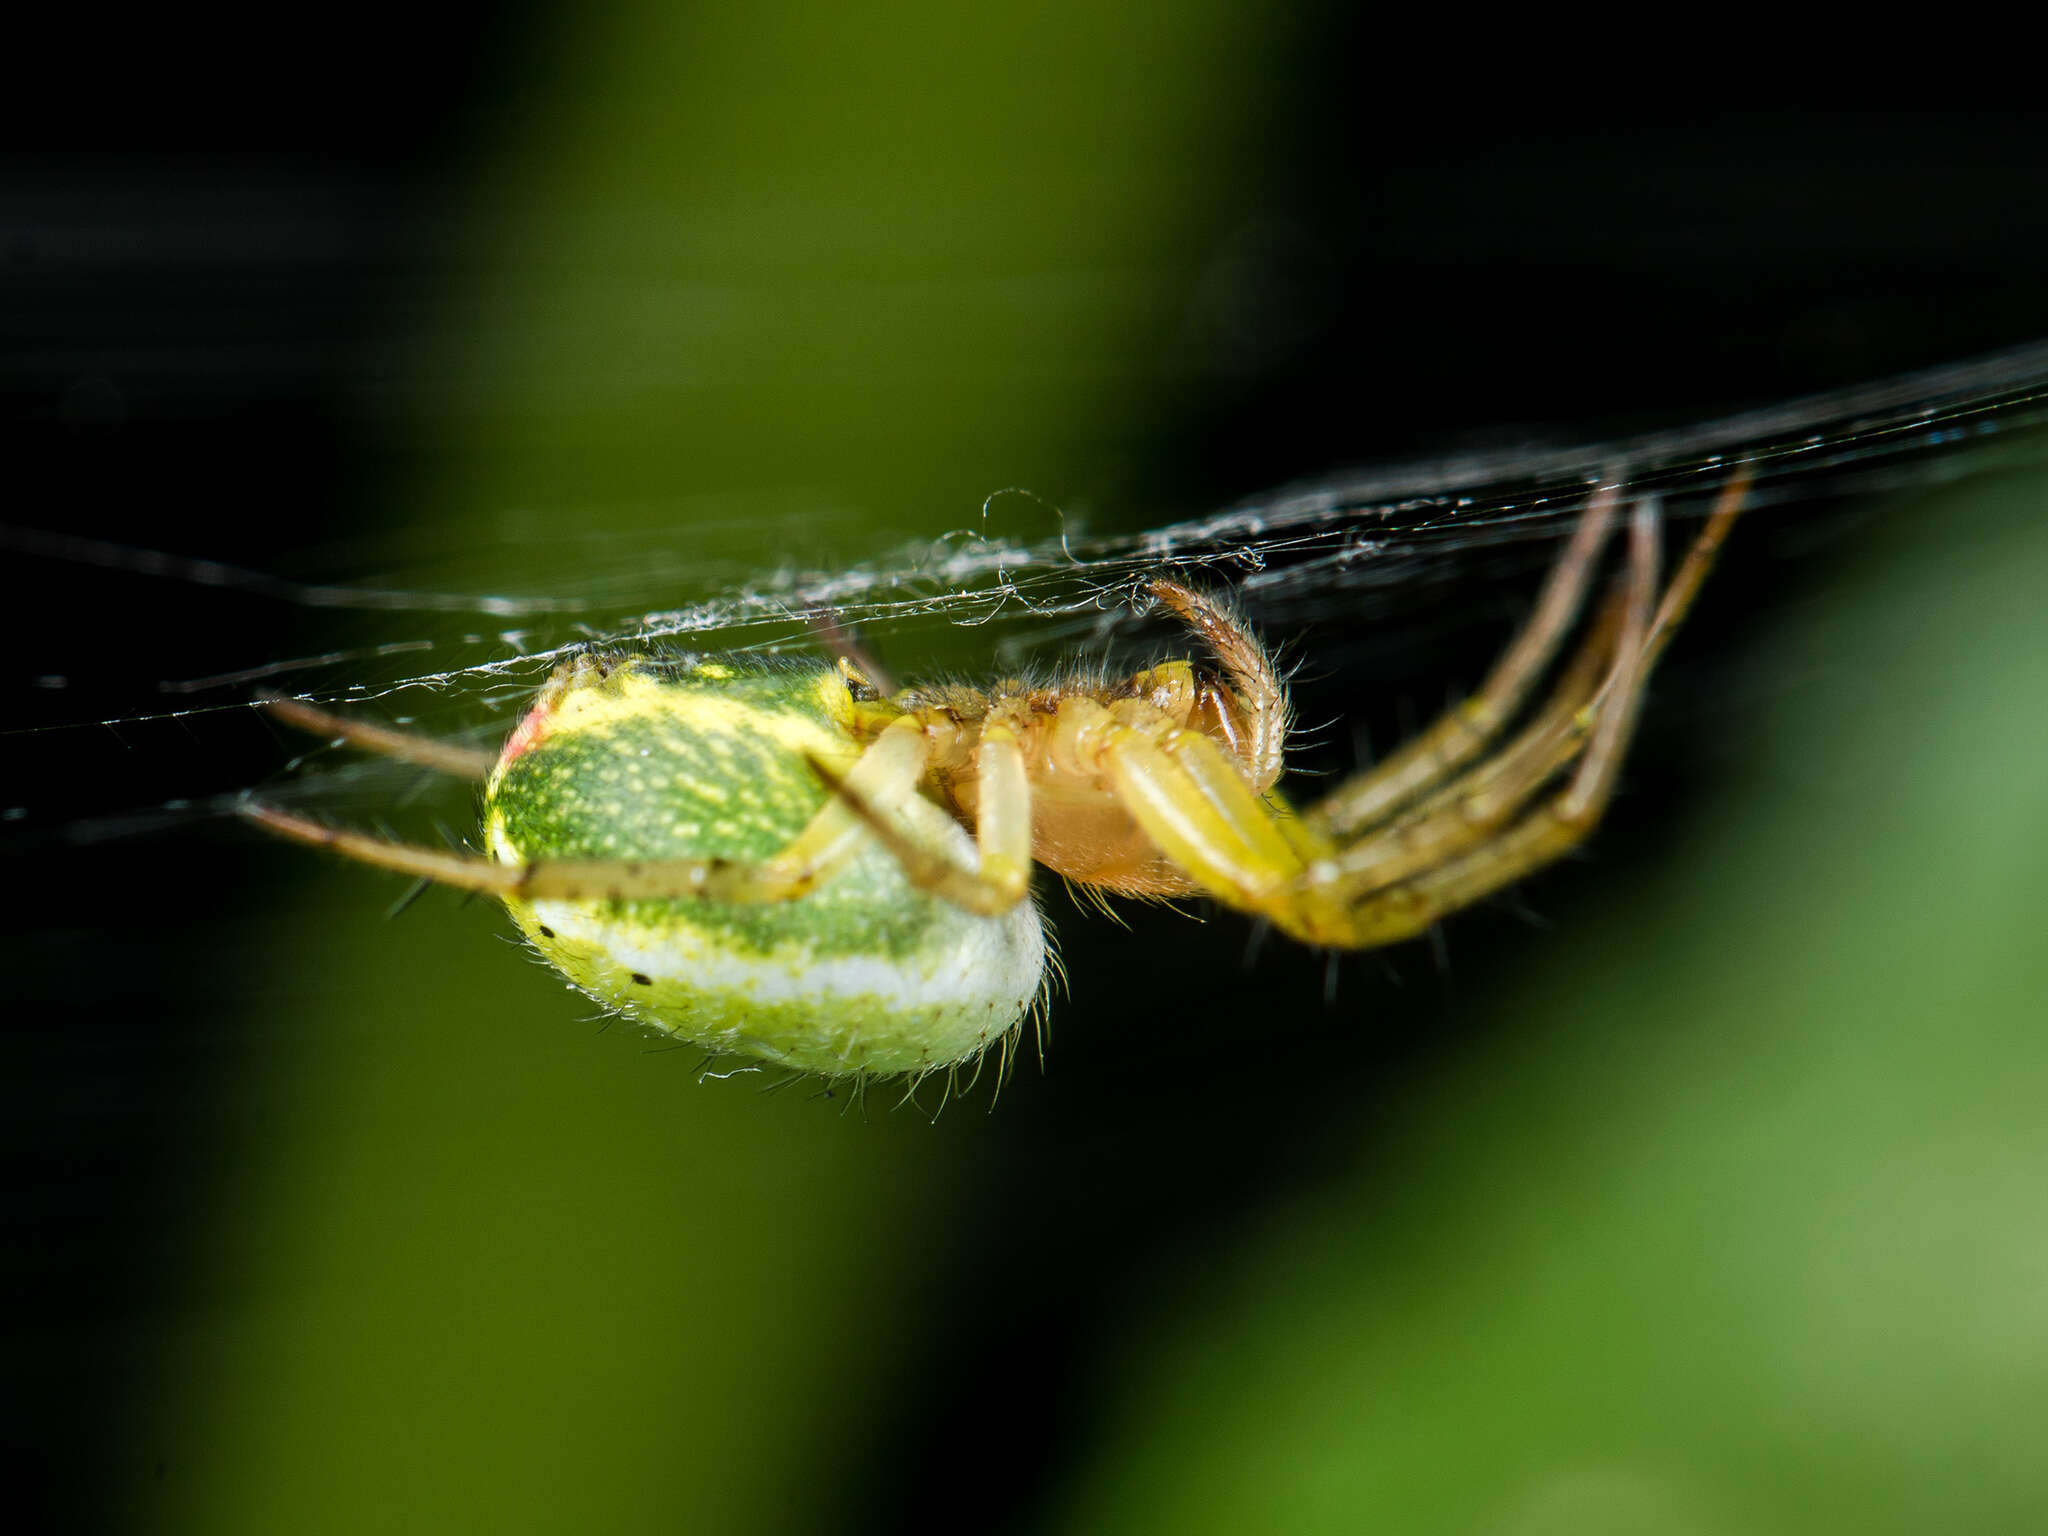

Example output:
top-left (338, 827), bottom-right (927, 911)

top-left (631, 972), bottom-right (652, 986)
top-left (538, 925), bottom-right (555, 938)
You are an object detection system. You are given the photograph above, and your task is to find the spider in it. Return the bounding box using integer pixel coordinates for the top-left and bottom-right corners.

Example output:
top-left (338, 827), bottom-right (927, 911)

top-left (246, 470), bottom-right (1748, 1079)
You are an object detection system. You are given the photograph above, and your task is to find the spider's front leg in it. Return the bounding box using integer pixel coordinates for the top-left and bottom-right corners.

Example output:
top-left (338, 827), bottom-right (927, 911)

top-left (1303, 480), bottom-right (1624, 839)
top-left (1092, 469), bottom-right (1745, 951)
top-left (1069, 480), bottom-right (1638, 946)
top-left (1312, 564), bottom-right (1635, 902)
top-left (1281, 498), bottom-right (1665, 946)
top-left (1290, 470), bottom-right (1748, 944)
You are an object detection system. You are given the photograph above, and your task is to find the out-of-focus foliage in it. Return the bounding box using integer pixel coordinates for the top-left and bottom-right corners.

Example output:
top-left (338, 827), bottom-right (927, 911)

top-left (412, 2), bottom-right (1284, 583)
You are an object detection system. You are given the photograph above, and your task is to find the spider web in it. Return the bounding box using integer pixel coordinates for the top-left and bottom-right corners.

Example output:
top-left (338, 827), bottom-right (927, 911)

top-left (10, 338), bottom-right (2048, 845)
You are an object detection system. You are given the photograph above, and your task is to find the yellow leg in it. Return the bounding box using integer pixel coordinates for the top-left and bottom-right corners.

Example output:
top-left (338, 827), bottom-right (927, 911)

top-left (243, 716), bottom-right (931, 904)
top-left (1103, 732), bottom-right (1302, 903)
top-left (809, 718), bottom-right (1033, 916)
top-left (1119, 472), bottom-right (1738, 951)
top-left (1048, 698), bottom-right (1359, 945)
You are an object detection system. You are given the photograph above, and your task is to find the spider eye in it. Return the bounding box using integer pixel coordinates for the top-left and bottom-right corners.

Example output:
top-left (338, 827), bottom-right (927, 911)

top-left (837, 655), bottom-right (880, 702)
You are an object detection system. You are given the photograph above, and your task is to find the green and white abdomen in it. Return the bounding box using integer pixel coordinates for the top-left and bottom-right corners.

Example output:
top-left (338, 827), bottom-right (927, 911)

top-left (481, 655), bottom-right (1044, 1078)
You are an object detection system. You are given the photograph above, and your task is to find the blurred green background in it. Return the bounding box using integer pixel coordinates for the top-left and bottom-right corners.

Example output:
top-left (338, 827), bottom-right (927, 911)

top-left (9, 7), bottom-right (2048, 1535)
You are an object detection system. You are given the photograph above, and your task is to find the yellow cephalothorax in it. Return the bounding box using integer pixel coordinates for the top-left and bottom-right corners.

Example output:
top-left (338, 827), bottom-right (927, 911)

top-left (246, 471), bottom-right (1747, 1079)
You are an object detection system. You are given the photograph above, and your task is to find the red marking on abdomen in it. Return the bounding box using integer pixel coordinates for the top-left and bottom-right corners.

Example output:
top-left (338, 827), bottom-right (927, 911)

top-left (498, 702), bottom-right (553, 768)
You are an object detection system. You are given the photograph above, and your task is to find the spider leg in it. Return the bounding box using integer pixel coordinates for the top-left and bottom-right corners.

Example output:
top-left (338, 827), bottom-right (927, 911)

top-left (242, 716), bottom-right (933, 904)
top-left (1305, 479), bottom-right (1623, 839)
top-left (1313, 570), bottom-right (1632, 900)
top-left (1054, 697), bottom-right (1359, 941)
top-left (1417, 462), bottom-right (1747, 832)
top-left (1101, 725), bottom-right (1306, 903)
top-left (1146, 579), bottom-right (1291, 787)
top-left (1307, 497), bottom-right (1666, 947)
top-left (256, 694), bottom-right (498, 779)
top-left (1094, 524), bottom-right (1642, 950)
top-left (809, 718), bottom-right (1033, 916)
top-left (1378, 464), bottom-right (1751, 849)
top-left (1632, 466), bottom-right (1751, 676)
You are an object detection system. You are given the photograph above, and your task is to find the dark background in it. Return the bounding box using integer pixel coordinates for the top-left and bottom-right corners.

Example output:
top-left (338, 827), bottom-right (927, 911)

top-left (8, 10), bottom-right (2048, 1534)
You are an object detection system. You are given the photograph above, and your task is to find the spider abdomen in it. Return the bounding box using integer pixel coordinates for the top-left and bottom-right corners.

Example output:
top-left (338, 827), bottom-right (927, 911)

top-left (483, 656), bottom-right (1045, 1077)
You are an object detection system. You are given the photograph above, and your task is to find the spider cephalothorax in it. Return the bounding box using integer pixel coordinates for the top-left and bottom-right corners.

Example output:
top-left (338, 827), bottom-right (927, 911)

top-left (247, 470), bottom-right (1747, 1077)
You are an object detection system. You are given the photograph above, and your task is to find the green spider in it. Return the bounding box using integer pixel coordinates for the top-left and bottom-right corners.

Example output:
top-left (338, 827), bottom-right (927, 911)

top-left (247, 471), bottom-right (1747, 1080)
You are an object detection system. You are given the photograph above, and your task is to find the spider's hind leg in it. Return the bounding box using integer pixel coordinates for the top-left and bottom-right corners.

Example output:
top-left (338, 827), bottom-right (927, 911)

top-left (242, 803), bottom-right (857, 903)
top-left (256, 694), bottom-right (498, 779)
top-left (244, 714), bottom-right (938, 906)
